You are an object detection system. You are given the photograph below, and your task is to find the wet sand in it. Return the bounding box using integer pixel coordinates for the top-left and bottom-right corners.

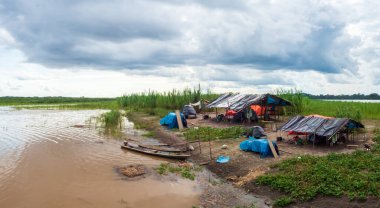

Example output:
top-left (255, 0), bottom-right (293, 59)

top-left (0, 107), bottom-right (200, 208)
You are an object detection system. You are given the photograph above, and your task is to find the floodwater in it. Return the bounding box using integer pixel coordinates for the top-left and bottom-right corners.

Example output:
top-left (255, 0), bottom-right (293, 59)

top-left (321, 99), bottom-right (380, 103)
top-left (0, 107), bottom-right (200, 208)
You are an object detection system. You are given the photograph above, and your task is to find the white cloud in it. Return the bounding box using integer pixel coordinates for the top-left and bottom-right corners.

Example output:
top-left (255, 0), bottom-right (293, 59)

top-left (0, 0), bottom-right (379, 96)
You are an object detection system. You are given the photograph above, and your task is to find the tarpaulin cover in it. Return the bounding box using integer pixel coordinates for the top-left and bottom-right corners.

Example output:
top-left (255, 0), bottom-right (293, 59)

top-left (252, 126), bottom-right (266, 138)
top-left (240, 137), bottom-right (279, 158)
top-left (159, 112), bottom-right (187, 129)
top-left (280, 115), bottom-right (364, 137)
top-left (206, 93), bottom-right (291, 112)
top-left (251, 105), bottom-right (266, 116)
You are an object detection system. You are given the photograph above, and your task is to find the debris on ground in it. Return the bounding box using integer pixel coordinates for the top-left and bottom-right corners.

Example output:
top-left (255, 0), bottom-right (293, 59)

top-left (177, 161), bottom-right (194, 168)
top-left (216, 155), bottom-right (230, 163)
top-left (72, 124), bottom-right (86, 128)
top-left (120, 164), bottom-right (145, 177)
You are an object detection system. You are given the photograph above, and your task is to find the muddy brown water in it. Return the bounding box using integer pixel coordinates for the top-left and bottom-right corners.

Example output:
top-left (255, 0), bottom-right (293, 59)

top-left (0, 107), bottom-right (200, 208)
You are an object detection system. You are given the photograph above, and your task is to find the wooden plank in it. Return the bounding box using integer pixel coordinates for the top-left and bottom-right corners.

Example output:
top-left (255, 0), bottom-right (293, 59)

top-left (175, 110), bottom-right (184, 130)
top-left (267, 138), bottom-right (279, 159)
top-left (347, 144), bottom-right (358, 149)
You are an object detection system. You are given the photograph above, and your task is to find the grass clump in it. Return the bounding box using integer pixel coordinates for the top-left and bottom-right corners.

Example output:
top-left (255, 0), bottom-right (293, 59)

top-left (373, 134), bottom-right (380, 143)
top-left (142, 131), bottom-right (155, 137)
top-left (156, 163), bottom-right (202, 180)
top-left (257, 149), bottom-right (380, 205)
top-left (184, 126), bottom-right (245, 141)
top-left (276, 88), bottom-right (310, 116)
top-left (97, 109), bottom-right (123, 135)
top-left (273, 196), bottom-right (293, 207)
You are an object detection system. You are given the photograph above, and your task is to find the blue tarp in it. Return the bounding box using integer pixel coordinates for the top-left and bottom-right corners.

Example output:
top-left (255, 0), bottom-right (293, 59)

top-left (160, 112), bottom-right (187, 129)
top-left (240, 137), bottom-right (279, 158)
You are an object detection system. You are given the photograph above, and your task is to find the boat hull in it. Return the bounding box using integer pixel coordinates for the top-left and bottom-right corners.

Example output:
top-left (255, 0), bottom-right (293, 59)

top-left (121, 144), bottom-right (190, 160)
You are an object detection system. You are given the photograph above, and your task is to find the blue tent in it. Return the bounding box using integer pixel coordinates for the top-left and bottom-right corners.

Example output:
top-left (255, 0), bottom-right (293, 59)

top-left (160, 112), bottom-right (187, 129)
top-left (240, 137), bottom-right (279, 158)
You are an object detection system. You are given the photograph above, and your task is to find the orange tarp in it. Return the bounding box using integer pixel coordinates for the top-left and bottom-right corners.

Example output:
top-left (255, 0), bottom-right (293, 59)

top-left (251, 105), bottom-right (266, 116)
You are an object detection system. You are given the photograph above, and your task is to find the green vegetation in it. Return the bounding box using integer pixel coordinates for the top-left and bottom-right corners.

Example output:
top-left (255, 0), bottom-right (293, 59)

top-left (307, 93), bottom-right (380, 100)
top-left (14, 101), bottom-right (118, 110)
top-left (273, 196), bottom-right (293, 208)
top-left (0, 96), bottom-right (114, 105)
top-left (276, 89), bottom-right (310, 115)
top-left (257, 145), bottom-right (380, 206)
top-left (156, 163), bottom-right (202, 180)
top-left (0, 96), bottom-right (118, 110)
top-left (276, 89), bottom-right (380, 119)
top-left (304, 99), bottom-right (379, 120)
top-left (373, 134), bottom-right (380, 143)
top-left (97, 109), bottom-right (123, 135)
top-left (118, 87), bottom-right (219, 117)
top-left (184, 126), bottom-right (245, 141)
top-left (142, 131), bottom-right (155, 137)
top-left (234, 204), bottom-right (256, 208)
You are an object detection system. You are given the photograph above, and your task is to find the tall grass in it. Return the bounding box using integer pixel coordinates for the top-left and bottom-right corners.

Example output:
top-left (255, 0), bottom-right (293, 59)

top-left (118, 86), bottom-right (219, 116)
top-left (97, 109), bottom-right (123, 135)
top-left (275, 89), bottom-right (310, 115)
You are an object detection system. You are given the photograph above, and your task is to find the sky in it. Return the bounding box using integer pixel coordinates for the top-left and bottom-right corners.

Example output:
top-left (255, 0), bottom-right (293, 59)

top-left (0, 0), bottom-right (379, 97)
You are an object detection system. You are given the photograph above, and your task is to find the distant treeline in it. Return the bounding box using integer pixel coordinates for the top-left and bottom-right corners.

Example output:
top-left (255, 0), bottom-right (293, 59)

top-left (305, 93), bottom-right (380, 100)
top-left (0, 96), bottom-right (115, 105)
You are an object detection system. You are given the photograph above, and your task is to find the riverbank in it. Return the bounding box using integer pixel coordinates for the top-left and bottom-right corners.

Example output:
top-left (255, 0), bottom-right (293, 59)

top-left (127, 111), bottom-right (380, 208)
top-left (126, 111), bottom-right (269, 207)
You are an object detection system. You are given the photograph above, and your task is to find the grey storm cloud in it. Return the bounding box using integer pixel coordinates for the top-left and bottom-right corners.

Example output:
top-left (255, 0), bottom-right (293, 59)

top-left (0, 0), bottom-right (368, 73)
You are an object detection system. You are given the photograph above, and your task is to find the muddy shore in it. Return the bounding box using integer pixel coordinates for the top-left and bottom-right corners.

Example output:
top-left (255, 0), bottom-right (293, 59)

top-left (127, 111), bottom-right (380, 208)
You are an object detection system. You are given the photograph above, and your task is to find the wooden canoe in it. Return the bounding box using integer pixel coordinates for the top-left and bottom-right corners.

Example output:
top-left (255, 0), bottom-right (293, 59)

top-left (121, 142), bottom-right (190, 160)
top-left (137, 144), bottom-right (186, 152)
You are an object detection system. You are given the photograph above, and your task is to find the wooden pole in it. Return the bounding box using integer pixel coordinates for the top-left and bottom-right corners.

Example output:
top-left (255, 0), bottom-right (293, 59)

top-left (267, 137), bottom-right (279, 159)
top-left (175, 110), bottom-right (184, 130)
top-left (198, 128), bottom-right (202, 154)
top-left (208, 129), bottom-right (212, 160)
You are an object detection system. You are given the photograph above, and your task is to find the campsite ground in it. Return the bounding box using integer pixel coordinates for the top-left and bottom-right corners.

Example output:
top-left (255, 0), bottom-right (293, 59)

top-left (127, 112), bottom-right (379, 208)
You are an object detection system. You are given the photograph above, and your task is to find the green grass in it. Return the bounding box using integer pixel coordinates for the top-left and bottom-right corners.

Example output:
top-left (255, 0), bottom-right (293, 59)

top-left (276, 89), bottom-right (380, 120)
top-left (273, 196), bottom-right (293, 208)
top-left (373, 134), bottom-right (380, 143)
top-left (13, 101), bottom-right (118, 110)
top-left (156, 163), bottom-right (202, 180)
top-left (0, 96), bottom-right (115, 105)
top-left (256, 146), bottom-right (380, 206)
top-left (142, 131), bottom-right (155, 137)
top-left (97, 109), bottom-right (123, 135)
top-left (304, 100), bottom-right (380, 120)
top-left (119, 86), bottom-right (219, 116)
top-left (184, 126), bottom-right (246, 141)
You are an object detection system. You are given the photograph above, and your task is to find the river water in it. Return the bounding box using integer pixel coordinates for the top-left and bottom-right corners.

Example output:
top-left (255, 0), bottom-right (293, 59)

top-left (0, 107), bottom-right (200, 208)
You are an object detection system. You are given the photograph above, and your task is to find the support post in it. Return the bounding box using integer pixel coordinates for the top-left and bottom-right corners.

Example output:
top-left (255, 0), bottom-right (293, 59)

top-left (268, 137), bottom-right (279, 159)
top-left (175, 110), bottom-right (184, 130)
top-left (208, 129), bottom-right (212, 160)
